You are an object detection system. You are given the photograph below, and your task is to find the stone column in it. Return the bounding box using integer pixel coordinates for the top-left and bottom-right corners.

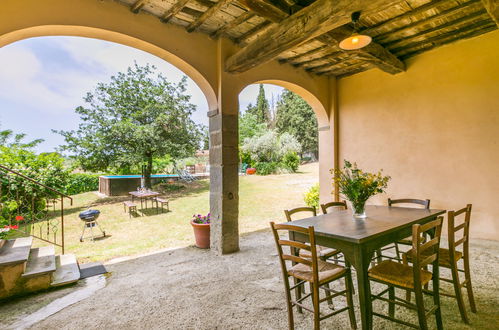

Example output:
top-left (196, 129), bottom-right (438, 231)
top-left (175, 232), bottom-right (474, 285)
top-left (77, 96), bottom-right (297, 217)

top-left (209, 110), bottom-right (239, 254)
top-left (209, 38), bottom-right (241, 254)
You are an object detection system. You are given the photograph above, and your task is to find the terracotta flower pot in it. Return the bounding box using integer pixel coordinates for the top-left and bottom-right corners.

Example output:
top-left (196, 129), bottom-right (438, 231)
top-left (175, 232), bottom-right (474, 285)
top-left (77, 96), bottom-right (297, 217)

top-left (246, 168), bottom-right (256, 175)
top-left (191, 220), bottom-right (210, 249)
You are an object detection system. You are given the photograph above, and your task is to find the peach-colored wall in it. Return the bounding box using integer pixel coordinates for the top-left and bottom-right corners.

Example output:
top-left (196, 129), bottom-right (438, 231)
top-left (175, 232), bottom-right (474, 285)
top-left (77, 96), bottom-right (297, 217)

top-left (338, 30), bottom-right (499, 240)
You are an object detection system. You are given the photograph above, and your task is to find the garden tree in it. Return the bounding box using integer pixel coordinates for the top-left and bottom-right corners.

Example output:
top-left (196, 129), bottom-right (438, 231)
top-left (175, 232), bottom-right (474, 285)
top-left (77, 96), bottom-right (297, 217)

top-left (247, 84), bottom-right (271, 125)
top-left (201, 125), bottom-right (209, 150)
top-left (238, 111), bottom-right (267, 145)
top-left (275, 90), bottom-right (318, 157)
top-left (56, 63), bottom-right (201, 188)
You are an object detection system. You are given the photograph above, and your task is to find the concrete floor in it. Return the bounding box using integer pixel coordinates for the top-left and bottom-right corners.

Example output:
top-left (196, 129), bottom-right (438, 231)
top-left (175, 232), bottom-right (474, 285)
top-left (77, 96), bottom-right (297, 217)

top-left (1, 230), bottom-right (498, 329)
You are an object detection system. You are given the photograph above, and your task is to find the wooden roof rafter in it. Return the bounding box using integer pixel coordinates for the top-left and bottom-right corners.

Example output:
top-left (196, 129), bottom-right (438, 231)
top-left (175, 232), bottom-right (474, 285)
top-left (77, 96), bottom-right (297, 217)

top-left (211, 10), bottom-right (255, 38)
top-left (187, 0), bottom-right (234, 33)
top-left (396, 18), bottom-right (497, 58)
top-left (374, 0), bottom-right (483, 42)
top-left (160, 0), bottom-right (192, 23)
top-left (384, 9), bottom-right (489, 48)
top-left (481, 0), bottom-right (499, 26)
top-left (130, 0), bottom-right (149, 13)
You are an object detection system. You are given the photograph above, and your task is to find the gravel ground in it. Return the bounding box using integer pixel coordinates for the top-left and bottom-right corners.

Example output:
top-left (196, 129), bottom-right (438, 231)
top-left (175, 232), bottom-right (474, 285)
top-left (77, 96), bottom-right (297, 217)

top-left (1, 230), bottom-right (498, 330)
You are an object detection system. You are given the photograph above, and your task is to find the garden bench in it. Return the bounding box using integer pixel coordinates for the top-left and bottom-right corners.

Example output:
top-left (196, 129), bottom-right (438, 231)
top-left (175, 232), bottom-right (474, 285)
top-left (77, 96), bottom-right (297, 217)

top-left (123, 201), bottom-right (137, 218)
top-left (154, 197), bottom-right (170, 213)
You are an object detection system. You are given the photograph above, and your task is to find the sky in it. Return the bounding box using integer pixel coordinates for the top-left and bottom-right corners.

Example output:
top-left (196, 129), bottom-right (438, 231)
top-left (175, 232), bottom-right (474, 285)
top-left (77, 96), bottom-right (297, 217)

top-left (0, 36), bottom-right (284, 153)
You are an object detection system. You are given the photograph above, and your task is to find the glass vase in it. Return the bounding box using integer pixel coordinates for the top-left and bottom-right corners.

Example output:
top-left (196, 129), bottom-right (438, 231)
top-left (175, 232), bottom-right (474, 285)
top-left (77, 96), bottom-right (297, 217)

top-left (352, 201), bottom-right (367, 219)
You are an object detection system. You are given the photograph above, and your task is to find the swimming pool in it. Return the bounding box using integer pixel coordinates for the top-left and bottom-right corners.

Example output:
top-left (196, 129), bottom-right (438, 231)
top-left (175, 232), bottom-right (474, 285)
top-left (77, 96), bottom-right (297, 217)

top-left (99, 174), bottom-right (179, 196)
top-left (102, 174), bottom-right (179, 179)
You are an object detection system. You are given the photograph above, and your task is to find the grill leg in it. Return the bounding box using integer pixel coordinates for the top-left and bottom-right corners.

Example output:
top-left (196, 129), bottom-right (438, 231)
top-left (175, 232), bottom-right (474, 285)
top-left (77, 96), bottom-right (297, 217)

top-left (89, 222), bottom-right (95, 242)
top-left (80, 222), bottom-right (87, 242)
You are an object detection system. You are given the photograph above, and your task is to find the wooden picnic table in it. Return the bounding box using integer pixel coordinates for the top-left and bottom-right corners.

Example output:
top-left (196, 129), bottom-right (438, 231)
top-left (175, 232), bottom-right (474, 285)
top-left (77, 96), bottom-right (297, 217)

top-left (287, 205), bottom-right (446, 330)
top-left (129, 191), bottom-right (160, 210)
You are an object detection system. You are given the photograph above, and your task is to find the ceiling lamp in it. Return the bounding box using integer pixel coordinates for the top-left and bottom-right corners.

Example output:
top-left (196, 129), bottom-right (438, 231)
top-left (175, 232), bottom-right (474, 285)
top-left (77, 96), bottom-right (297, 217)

top-left (339, 11), bottom-right (372, 50)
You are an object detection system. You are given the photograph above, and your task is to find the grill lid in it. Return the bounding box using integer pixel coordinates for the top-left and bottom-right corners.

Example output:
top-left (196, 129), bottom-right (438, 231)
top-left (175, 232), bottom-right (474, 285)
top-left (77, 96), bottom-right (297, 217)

top-left (79, 209), bottom-right (100, 220)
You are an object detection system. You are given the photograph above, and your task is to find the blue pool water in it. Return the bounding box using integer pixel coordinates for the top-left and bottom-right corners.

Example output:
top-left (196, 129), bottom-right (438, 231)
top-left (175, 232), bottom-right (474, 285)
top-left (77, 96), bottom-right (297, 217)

top-left (102, 174), bottom-right (179, 179)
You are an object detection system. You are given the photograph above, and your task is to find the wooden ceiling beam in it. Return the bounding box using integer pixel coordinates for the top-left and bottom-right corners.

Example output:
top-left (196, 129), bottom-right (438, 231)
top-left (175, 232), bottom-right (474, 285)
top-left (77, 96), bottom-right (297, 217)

top-left (211, 11), bottom-right (255, 39)
top-left (228, 0), bottom-right (404, 74)
top-left (160, 0), bottom-right (191, 23)
top-left (280, 45), bottom-right (330, 64)
top-left (298, 51), bottom-right (345, 68)
top-left (336, 64), bottom-right (372, 78)
top-left (225, 0), bottom-right (402, 73)
top-left (481, 0), bottom-right (499, 26)
top-left (385, 9), bottom-right (488, 49)
top-left (313, 62), bottom-right (368, 76)
top-left (187, 0), bottom-right (234, 33)
top-left (375, 0), bottom-right (481, 42)
top-left (131, 0), bottom-right (148, 14)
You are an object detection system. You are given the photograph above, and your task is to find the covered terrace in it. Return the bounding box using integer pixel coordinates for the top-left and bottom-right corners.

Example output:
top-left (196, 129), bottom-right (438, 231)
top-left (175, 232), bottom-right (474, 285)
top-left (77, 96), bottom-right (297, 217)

top-left (1, 0), bottom-right (498, 329)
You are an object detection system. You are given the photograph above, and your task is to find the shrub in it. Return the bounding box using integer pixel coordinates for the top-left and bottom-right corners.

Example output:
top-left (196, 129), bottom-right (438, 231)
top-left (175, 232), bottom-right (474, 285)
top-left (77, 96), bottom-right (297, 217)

top-left (281, 152), bottom-right (300, 172)
top-left (242, 130), bottom-right (301, 163)
top-left (240, 151), bottom-right (254, 168)
top-left (255, 162), bottom-right (278, 175)
top-left (64, 173), bottom-right (100, 195)
top-left (304, 183), bottom-right (319, 208)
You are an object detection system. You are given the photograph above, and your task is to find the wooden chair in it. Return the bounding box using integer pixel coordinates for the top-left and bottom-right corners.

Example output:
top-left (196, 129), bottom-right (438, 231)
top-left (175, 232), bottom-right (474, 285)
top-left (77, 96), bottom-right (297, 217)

top-left (270, 222), bottom-right (357, 330)
top-left (368, 217), bottom-right (444, 329)
top-left (320, 200), bottom-right (347, 215)
top-left (154, 197), bottom-right (170, 213)
top-left (375, 198), bottom-right (431, 263)
top-left (404, 204), bottom-right (476, 324)
top-left (123, 201), bottom-right (137, 218)
top-left (284, 207), bottom-right (340, 260)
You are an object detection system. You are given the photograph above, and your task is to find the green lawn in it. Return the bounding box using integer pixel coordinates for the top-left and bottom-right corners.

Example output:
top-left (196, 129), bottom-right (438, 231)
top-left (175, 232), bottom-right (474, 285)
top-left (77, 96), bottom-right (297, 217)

top-left (36, 163), bottom-right (319, 262)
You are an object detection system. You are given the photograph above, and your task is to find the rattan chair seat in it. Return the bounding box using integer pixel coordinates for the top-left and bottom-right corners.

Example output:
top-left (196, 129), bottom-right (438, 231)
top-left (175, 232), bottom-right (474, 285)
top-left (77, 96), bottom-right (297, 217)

top-left (397, 235), bottom-right (425, 245)
top-left (299, 245), bottom-right (341, 259)
top-left (288, 259), bottom-right (346, 285)
top-left (405, 247), bottom-right (463, 267)
top-left (369, 260), bottom-right (432, 289)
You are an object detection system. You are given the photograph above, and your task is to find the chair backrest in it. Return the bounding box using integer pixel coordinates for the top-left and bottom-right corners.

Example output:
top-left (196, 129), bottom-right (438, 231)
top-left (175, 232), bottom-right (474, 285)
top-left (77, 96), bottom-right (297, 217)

top-left (320, 200), bottom-right (347, 214)
top-left (270, 222), bottom-right (319, 283)
top-left (410, 216), bottom-right (443, 282)
top-left (284, 206), bottom-right (317, 222)
top-left (447, 204), bottom-right (472, 259)
top-left (388, 198), bottom-right (430, 209)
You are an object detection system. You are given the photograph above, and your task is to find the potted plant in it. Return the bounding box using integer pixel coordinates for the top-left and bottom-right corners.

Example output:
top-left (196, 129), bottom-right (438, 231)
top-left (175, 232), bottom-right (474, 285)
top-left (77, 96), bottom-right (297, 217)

top-left (331, 160), bottom-right (390, 219)
top-left (191, 213), bottom-right (210, 249)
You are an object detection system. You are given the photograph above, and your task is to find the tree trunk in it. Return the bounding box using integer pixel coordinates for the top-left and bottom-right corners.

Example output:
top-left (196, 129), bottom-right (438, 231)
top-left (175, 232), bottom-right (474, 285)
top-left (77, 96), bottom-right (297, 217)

top-left (145, 154), bottom-right (153, 189)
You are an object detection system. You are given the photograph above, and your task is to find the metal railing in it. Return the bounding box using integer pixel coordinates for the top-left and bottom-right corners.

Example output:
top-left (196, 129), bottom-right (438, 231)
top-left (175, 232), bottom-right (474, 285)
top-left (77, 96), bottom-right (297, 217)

top-left (0, 164), bottom-right (72, 253)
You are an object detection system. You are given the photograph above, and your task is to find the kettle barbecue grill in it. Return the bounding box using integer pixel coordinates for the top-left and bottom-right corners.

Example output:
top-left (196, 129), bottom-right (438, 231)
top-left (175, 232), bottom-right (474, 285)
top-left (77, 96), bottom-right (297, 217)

top-left (79, 209), bottom-right (106, 242)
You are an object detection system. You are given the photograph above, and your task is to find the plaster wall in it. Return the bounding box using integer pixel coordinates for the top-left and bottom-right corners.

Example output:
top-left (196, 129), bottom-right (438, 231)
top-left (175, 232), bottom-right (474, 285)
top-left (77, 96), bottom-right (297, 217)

top-left (337, 30), bottom-right (499, 240)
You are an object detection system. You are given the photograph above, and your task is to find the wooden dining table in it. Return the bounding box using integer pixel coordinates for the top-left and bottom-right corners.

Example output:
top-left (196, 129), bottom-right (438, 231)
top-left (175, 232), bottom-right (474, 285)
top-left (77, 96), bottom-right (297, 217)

top-left (287, 205), bottom-right (446, 330)
top-left (129, 190), bottom-right (160, 210)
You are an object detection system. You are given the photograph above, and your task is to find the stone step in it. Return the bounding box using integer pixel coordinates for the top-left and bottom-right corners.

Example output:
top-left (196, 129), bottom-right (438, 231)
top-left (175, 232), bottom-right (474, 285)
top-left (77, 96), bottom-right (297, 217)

top-left (22, 246), bottom-right (56, 278)
top-left (51, 254), bottom-right (80, 287)
top-left (0, 236), bottom-right (33, 267)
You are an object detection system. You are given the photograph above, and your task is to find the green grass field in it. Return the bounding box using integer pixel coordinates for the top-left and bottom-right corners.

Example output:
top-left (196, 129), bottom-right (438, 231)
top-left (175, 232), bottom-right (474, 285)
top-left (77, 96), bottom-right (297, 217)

top-left (38, 163), bottom-right (319, 262)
